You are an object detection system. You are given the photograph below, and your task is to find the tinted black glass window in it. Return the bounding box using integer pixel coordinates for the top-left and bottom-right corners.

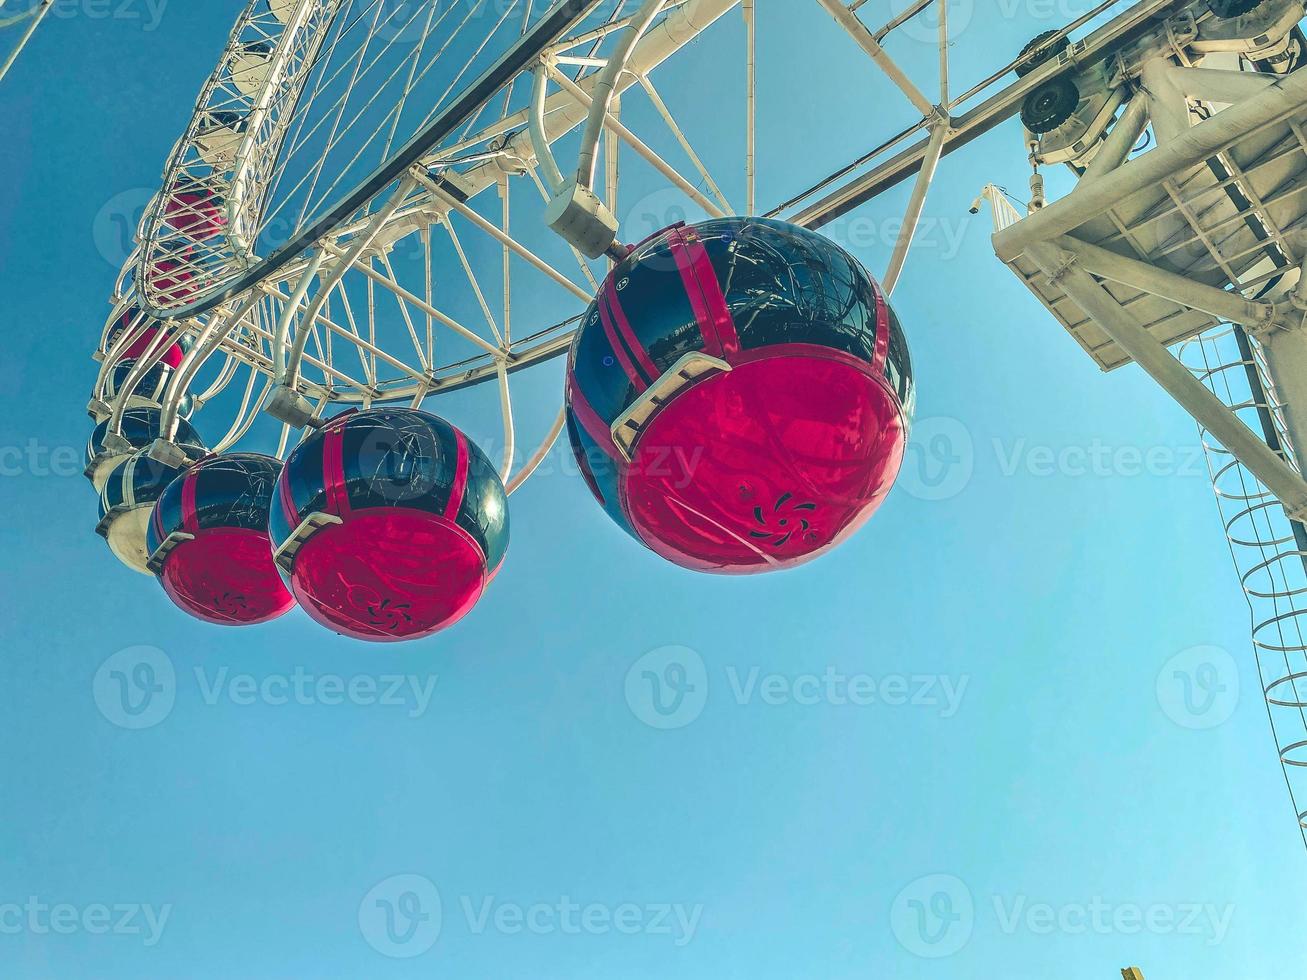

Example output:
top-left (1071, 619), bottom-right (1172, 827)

top-left (454, 446), bottom-right (509, 570)
top-left (148, 477), bottom-right (185, 554)
top-left (570, 301), bottom-right (640, 424)
top-left (275, 431), bottom-right (327, 543)
top-left (109, 361), bottom-right (171, 401)
top-left (340, 411), bottom-right (455, 517)
top-left (613, 238), bottom-right (702, 372)
top-left (193, 455), bottom-right (279, 532)
top-left (89, 409), bottom-right (204, 465)
top-left (883, 306), bottom-right (915, 419)
top-left (708, 219), bottom-right (879, 364)
top-left (565, 410), bottom-right (636, 538)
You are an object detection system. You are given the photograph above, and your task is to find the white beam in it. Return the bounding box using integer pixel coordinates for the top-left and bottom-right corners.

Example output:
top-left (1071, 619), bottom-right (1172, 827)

top-left (1055, 234), bottom-right (1278, 330)
top-left (1080, 91), bottom-right (1148, 184)
top-left (883, 120), bottom-right (947, 295)
top-left (1029, 242), bottom-right (1307, 519)
top-left (814, 0), bottom-right (935, 117)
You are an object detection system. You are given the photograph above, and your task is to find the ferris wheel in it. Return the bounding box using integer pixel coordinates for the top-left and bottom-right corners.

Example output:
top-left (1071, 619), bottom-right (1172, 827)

top-left (89, 0), bottom-right (920, 624)
top-left (86, 0), bottom-right (1307, 846)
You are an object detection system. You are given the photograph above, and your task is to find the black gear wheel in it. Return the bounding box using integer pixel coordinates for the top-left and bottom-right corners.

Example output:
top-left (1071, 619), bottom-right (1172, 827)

top-left (1015, 30), bottom-right (1070, 77)
top-left (1209, 0), bottom-right (1266, 18)
top-left (1021, 77), bottom-right (1080, 134)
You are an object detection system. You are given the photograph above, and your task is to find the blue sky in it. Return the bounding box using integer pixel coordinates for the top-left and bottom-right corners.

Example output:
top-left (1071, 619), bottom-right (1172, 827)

top-left (1, 1), bottom-right (1305, 978)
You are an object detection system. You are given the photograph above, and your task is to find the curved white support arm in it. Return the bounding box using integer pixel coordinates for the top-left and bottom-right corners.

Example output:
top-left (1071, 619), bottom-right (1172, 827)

top-left (531, 63), bottom-right (567, 195)
top-left (496, 360), bottom-right (516, 482)
top-left (104, 315), bottom-right (193, 439)
top-left (272, 249), bottom-right (326, 378)
top-left (158, 293), bottom-right (262, 443)
top-left (574, 0), bottom-right (666, 190)
top-left (506, 404), bottom-right (567, 495)
top-left (91, 303), bottom-right (148, 404)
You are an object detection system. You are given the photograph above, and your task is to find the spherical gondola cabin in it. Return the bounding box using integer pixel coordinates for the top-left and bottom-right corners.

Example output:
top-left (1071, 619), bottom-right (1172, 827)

top-left (146, 453), bottom-right (294, 626)
top-left (230, 40), bottom-right (274, 96)
top-left (97, 450), bottom-right (190, 574)
top-left (194, 110), bottom-right (249, 171)
top-left (162, 174), bottom-right (227, 243)
top-left (102, 360), bottom-right (178, 414)
top-left (101, 369), bottom-right (196, 421)
top-left (271, 409), bottom-right (509, 642)
top-left (267, 0), bottom-right (299, 24)
top-left (105, 308), bottom-right (186, 369)
top-left (99, 310), bottom-right (194, 415)
top-left (565, 217), bottom-right (914, 575)
top-left (143, 245), bottom-right (199, 306)
top-left (85, 407), bottom-right (205, 492)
